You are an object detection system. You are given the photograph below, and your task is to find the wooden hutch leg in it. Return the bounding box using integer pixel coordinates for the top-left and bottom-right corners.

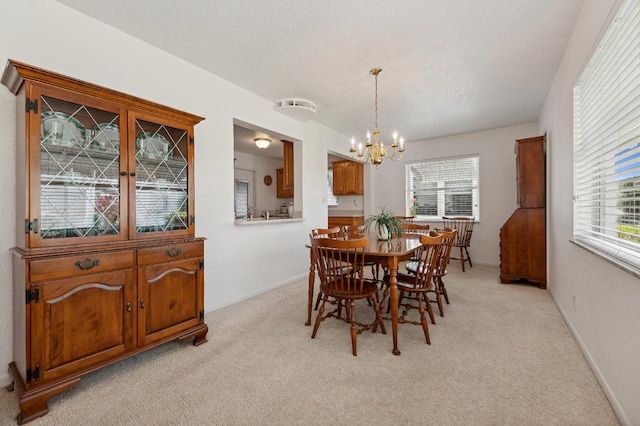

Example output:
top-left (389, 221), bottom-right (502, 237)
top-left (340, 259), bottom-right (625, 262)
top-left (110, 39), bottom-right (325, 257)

top-left (9, 362), bottom-right (80, 425)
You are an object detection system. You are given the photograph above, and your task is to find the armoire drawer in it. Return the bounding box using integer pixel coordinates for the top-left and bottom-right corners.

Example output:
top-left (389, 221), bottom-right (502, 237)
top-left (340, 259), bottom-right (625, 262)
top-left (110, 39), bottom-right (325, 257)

top-left (29, 250), bottom-right (135, 282)
top-left (137, 241), bottom-right (204, 266)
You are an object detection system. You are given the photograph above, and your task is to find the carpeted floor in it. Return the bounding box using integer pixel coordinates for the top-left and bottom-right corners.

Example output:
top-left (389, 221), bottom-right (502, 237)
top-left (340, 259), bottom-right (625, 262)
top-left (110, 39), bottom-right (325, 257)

top-left (0, 265), bottom-right (620, 425)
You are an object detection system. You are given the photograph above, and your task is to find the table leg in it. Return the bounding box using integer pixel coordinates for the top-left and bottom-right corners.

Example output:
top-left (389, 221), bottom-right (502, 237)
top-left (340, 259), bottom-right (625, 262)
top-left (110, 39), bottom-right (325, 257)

top-left (387, 257), bottom-right (401, 355)
top-left (307, 247), bottom-right (316, 326)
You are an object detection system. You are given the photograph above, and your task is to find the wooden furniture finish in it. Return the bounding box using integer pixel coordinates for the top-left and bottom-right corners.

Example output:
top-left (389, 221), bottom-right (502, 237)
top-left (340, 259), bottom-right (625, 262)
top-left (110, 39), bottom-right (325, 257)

top-left (310, 237), bottom-right (386, 356)
top-left (405, 228), bottom-right (456, 317)
top-left (332, 160), bottom-right (363, 195)
top-left (400, 223), bottom-right (430, 237)
top-left (2, 60), bottom-right (208, 424)
top-left (381, 234), bottom-right (442, 345)
top-left (442, 216), bottom-right (475, 272)
top-left (276, 140), bottom-right (294, 198)
top-left (306, 234), bottom-right (423, 355)
top-left (276, 168), bottom-right (293, 198)
top-left (500, 136), bottom-right (546, 288)
top-left (327, 216), bottom-right (364, 230)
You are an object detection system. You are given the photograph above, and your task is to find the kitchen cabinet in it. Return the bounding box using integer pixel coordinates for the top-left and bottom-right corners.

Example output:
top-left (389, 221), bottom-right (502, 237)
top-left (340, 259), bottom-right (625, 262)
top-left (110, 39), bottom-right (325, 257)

top-left (332, 160), bottom-right (363, 195)
top-left (282, 140), bottom-right (294, 192)
top-left (500, 136), bottom-right (546, 288)
top-left (276, 140), bottom-right (294, 198)
top-left (328, 216), bottom-right (364, 230)
top-left (2, 60), bottom-right (208, 424)
top-left (276, 168), bottom-right (293, 198)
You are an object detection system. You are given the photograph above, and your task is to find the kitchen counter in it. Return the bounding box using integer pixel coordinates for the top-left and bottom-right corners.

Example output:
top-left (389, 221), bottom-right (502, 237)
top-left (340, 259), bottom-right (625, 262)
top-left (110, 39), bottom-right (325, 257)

top-left (235, 217), bottom-right (304, 226)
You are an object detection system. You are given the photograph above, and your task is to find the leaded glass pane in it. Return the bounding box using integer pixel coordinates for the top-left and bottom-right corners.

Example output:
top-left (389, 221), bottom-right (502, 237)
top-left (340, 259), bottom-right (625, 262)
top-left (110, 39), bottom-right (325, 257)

top-left (39, 96), bottom-right (121, 239)
top-left (134, 118), bottom-right (189, 233)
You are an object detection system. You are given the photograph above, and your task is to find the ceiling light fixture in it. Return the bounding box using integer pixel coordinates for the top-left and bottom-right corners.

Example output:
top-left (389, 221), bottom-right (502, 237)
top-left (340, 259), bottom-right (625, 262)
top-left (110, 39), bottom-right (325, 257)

top-left (349, 68), bottom-right (405, 168)
top-left (254, 138), bottom-right (271, 149)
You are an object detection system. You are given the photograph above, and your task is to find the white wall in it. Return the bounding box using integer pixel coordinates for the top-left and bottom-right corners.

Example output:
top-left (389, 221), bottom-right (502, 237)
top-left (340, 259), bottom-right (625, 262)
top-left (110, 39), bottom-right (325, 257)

top-left (371, 123), bottom-right (540, 266)
top-left (0, 0), bottom-right (345, 387)
top-left (539, 0), bottom-right (639, 424)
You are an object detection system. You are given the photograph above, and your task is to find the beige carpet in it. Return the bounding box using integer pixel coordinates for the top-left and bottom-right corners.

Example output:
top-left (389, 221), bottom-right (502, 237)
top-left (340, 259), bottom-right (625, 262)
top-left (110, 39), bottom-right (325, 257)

top-left (0, 265), bottom-right (619, 425)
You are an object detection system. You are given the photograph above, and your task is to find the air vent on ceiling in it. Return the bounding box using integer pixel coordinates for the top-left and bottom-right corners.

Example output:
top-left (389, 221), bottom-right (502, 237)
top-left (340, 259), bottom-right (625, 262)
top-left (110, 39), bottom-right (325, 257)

top-left (273, 98), bottom-right (317, 121)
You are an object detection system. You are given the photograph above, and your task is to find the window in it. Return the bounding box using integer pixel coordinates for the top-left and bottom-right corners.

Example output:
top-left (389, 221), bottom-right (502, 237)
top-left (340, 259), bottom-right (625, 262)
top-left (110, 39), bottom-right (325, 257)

top-left (405, 155), bottom-right (479, 220)
top-left (573, 0), bottom-right (640, 270)
top-left (234, 179), bottom-right (249, 218)
top-left (327, 166), bottom-right (339, 206)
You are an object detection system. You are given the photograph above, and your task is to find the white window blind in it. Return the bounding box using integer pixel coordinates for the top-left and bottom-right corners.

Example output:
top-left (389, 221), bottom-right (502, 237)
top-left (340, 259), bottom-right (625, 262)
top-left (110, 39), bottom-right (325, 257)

top-left (405, 155), bottom-right (479, 220)
top-left (573, 0), bottom-right (640, 270)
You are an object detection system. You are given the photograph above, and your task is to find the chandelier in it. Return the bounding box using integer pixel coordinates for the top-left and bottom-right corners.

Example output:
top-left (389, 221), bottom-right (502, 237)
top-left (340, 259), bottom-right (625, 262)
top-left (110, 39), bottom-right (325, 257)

top-left (350, 68), bottom-right (405, 167)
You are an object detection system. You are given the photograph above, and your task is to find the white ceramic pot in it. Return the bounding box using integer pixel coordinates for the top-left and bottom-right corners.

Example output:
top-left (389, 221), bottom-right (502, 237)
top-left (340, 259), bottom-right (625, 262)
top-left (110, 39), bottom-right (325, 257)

top-left (376, 224), bottom-right (390, 241)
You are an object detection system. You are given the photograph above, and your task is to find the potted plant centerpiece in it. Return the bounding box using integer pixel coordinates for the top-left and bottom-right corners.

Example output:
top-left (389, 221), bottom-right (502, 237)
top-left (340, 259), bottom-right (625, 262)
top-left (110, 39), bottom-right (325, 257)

top-left (364, 207), bottom-right (404, 241)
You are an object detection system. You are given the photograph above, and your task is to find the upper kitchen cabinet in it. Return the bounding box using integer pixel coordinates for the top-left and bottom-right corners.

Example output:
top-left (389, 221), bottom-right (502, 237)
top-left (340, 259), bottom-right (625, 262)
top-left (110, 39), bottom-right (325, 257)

top-left (1, 60), bottom-right (204, 249)
top-left (332, 160), bottom-right (363, 195)
top-left (277, 140), bottom-right (294, 198)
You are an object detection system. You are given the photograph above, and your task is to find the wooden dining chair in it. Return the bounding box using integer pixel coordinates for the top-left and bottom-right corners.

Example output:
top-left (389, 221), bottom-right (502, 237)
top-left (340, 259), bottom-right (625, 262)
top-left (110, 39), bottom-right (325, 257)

top-left (310, 237), bottom-right (386, 356)
top-left (406, 228), bottom-right (456, 317)
top-left (442, 216), bottom-right (475, 271)
top-left (381, 233), bottom-right (442, 345)
top-left (400, 223), bottom-right (430, 237)
top-left (394, 215), bottom-right (415, 224)
top-left (311, 226), bottom-right (341, 239)
top-left (343, 224), bottom-right (384, 286)
top-left (311, 226), bottom-right (345, 311)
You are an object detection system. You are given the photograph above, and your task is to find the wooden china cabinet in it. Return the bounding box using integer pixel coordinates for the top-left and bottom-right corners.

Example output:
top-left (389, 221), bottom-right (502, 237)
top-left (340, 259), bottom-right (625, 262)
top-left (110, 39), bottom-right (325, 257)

top-left (1, 60), bottom-right (208, 424)
top-left (499, 136), bottom-right (546, 288)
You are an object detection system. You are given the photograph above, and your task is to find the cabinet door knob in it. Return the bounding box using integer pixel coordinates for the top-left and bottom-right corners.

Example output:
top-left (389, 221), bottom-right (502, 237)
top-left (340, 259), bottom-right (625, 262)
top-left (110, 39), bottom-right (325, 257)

top-left (140, 299), bottom-right (145, 309)
top-left (126, 302), bottom-right (132, 312)
top-left (130, 172), bottom-right (136, 177)
top-left (120, 171), bottom-right (127, 176)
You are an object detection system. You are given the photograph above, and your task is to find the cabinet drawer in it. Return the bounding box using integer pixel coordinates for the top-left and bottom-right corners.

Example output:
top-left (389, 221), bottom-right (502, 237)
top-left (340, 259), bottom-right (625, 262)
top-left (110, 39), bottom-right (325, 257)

top-left (30, 250), bottom-right (135, 282)
top-left (137, 240), bottom-right (204, 266)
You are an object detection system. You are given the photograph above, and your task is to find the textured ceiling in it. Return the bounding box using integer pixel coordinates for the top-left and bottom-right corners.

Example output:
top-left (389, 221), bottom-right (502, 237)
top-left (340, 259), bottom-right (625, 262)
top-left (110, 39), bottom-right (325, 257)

top-left (55, 0), bottom-right (585, 147)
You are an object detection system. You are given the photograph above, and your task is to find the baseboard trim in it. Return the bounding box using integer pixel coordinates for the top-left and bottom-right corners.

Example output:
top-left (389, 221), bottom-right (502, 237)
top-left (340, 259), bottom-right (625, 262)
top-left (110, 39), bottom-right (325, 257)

top-left (555, 303), bottom-right (629, 425)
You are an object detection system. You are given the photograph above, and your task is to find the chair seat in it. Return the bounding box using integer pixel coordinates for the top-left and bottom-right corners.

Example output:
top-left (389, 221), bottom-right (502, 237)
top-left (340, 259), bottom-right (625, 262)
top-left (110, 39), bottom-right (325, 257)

top-left (405, 261), bottom-right (446, 276)
top-left (394, 273), bottom-right (432, 292)
top-left (321, 279), bottom-right (379, 299)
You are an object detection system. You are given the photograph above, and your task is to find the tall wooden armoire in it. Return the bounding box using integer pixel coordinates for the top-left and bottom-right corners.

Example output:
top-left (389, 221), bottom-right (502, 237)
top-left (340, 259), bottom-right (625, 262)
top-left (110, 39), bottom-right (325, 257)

top-left (499, 136), bottom-right (546, 288)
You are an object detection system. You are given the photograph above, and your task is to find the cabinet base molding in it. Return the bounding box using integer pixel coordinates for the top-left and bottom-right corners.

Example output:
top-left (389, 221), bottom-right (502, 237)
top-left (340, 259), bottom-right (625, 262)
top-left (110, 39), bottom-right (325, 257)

top-left (499, 274), bottom-right (547, 289)
top-left (8, 322), bottom-right (208, 424)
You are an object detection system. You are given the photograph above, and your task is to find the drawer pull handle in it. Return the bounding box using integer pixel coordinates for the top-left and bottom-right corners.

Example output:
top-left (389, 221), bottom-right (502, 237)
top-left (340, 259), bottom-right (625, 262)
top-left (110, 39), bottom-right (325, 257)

top-left (75, 258), bottom-right (100, 270)
top-left (166, 248), bottom-right (182, 257)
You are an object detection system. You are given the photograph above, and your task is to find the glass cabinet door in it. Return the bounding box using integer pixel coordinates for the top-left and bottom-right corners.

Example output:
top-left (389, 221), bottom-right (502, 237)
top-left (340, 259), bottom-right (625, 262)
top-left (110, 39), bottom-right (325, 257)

top-left (131, 113), bottom-right (193, 238)
top-left (33, 88), bottom-right (125, 247)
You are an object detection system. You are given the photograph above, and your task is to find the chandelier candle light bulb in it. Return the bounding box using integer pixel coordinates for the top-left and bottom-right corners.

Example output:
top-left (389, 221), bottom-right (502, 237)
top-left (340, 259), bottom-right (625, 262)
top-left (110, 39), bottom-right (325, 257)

top-left (349, 68), bottom-right (405, 168)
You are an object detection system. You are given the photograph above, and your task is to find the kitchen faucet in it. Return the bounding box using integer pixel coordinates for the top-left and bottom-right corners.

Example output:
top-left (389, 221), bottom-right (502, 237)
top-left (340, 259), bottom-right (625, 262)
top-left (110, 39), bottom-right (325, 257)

top-left (247, 207), bottom-right (268, 220)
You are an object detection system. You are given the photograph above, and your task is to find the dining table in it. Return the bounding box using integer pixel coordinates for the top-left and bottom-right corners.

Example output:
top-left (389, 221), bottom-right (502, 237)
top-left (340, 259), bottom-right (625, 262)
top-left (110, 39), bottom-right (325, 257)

top-left (306, 233), bottom-right (423, 355)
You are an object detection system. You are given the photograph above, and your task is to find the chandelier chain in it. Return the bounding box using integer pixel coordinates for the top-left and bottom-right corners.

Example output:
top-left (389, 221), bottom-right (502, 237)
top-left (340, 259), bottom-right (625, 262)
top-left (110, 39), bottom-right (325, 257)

top-left (349, 67), bottom-right (405, 168)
